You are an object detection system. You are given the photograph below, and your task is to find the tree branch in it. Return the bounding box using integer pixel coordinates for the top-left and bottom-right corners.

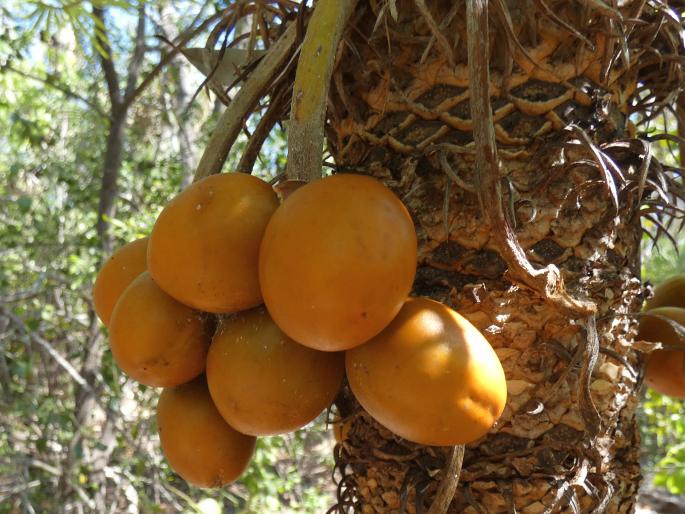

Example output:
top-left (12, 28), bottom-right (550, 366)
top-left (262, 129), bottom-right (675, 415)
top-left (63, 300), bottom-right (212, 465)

top-left (2, 64), bottom-right (108, 120)
top-left (124, 1), bottom-right (147, 99)
top-left (92, 5), bottom-right (122, 110)
top-left (1, 307), bottom-right (92, 390)
top-left (122, 9), bottom-right (226, 110)
top-left (286, 0), bottom-right (358, 181)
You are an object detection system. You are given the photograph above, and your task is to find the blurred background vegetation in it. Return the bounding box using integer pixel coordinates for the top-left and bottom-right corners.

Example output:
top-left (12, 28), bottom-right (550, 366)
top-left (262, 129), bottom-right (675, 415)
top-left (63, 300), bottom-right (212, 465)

top-left (640, 237), bottom-right (685, 497)
top-left (0, 1), bottom-right (683, 513)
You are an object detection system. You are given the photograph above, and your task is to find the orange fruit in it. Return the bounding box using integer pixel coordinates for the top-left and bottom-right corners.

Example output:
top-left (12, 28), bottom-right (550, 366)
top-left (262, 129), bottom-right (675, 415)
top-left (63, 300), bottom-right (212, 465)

top-left (346, 297), bottom-right (507, 446)
top-left (639, 306), bottom-right (685, 398)
top-left (206, 306), bottom-right (344, 435)
top-left (645, 274), bottom-right (685, 311)
top-left (148, 173), bottom-right (279, 313)
top-left (93, 237), bottom-right (148, 326)
top-left (644, 351), bottom-right (685, 398)
top-left (157, 377), bottom-right (256, 487)
top-left (259, 174), bottom-right (417, 351)
top-left (110, 272), bottom-right (211, 387)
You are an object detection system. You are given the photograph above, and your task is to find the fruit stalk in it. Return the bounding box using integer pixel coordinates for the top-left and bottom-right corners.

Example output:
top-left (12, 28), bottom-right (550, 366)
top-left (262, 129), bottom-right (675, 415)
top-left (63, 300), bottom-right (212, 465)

top-left (286, 0), bottom-right (358, 182)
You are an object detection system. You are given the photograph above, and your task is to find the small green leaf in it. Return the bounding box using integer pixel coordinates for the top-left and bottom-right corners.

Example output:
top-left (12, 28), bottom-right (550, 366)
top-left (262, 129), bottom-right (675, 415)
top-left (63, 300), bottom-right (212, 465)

top-left (18, 194), bottom-right (32, 213)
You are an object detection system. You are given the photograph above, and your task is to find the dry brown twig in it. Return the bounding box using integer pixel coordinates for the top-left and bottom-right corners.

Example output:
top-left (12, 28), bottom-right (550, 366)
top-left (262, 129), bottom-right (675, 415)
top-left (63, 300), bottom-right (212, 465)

top-left (413, 0), bottom-right (455, 68)
top-left (426, 445), bottom-right (465, 514)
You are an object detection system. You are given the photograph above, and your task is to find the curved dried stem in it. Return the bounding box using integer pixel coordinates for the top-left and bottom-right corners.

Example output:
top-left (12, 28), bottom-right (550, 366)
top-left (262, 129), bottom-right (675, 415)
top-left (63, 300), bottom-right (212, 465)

top-left (426, 445), bottom-right (465, 514)
top-left (413, 0), bottom-right (455, 68)
top-left (578, 316), bottom-right (601, 436)
top-left (465, 0), bottom-right (596, 317)
top-left (194, 20), bottom-right (298, 181)
top-left (678, 92), bottom-right (685, 168)
top-left (124, 10), bottom-right (226, 111)
top-left (237, 84), bottom-right (291, 173)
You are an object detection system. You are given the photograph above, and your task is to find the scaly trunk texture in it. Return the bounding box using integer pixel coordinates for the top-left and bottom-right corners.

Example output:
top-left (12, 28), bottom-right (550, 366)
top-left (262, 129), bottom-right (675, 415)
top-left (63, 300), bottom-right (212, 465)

top-left (326, 1), bottom-right (684, 512)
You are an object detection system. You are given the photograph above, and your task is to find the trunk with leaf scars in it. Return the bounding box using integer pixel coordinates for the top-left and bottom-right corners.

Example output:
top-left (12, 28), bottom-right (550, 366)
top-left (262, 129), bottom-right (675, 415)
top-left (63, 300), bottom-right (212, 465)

top-left (326, 1), bottom-right (684, 512)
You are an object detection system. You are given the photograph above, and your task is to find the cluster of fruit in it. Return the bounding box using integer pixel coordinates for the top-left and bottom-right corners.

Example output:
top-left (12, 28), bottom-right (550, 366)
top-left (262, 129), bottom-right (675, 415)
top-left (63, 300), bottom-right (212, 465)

top-left (639, 275), bottom-right (685, 398)
top-left (93, 172), bottom-right (507, 488)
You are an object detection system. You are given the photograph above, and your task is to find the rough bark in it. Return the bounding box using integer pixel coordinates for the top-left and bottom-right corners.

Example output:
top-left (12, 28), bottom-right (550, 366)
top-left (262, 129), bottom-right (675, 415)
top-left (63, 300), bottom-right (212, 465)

top-left (326, 1), bottom-right (683, 512)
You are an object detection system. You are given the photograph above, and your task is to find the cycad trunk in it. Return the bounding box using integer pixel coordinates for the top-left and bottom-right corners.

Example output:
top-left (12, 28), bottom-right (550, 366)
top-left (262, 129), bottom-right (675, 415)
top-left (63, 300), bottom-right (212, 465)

top-left (326, 1), bottom-right (683, 512)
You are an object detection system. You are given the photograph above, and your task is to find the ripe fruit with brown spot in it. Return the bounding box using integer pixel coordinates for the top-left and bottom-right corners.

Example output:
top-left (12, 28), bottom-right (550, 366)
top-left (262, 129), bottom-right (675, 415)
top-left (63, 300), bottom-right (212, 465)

top-left (110, 272), bottom-right (210, 387)
top-left (207, 306), bottom-right (345, 435)
top-left (346, 297), bottom-right (507, 446)
top-left (259, 173), bottom-right (417, 352)
top-left (645, 274), bottom-right (685, 311)
top-left (157, 377), bottom-right (256, 488)
top-left (93, 237), bottom-right (148, 326)
top-left (148, 173), bottom-right (279, 313)
top-left (639, 306), bottom-right (685, 398)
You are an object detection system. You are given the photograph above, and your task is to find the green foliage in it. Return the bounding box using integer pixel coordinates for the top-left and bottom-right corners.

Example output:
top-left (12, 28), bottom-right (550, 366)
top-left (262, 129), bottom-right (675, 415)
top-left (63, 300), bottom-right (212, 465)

top-left (238, 422), bottom-right (335, 513)
top-left (643, 239), bottom-right (685, 286)
top-left (652, 441), bottom-right (685, 494)
top-left (15, 0), bottom-right (134, 57)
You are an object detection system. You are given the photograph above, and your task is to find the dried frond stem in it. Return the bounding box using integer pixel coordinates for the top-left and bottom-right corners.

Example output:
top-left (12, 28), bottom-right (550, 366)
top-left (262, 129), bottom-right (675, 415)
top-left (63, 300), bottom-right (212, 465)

top-left (194, 20), bottom-right (298, 181)
top-left (532, 0), bottom-right (594, 49)
top-left (286, 0), bottom-right (359, 181)
top-left (125, 10), bottom-right (226, 111)
top-left (466, 0), bottom-right (596, 317)
top-left (426, 445), bottom-right (465, 514)
top-left (678, 92), bottom-right (685, 168)
top-left (237, 84), bottom-right (290, 173)
top-left (438, 151), bottom-right (476, 193)
top-left (578, 316), bottom-right (602, 435)
top-left (413, 0), bottom-right (455, 68)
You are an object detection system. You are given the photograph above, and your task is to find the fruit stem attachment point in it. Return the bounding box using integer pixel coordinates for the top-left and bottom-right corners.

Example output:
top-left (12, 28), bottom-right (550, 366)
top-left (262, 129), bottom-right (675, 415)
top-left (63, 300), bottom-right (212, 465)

top-left (286, 0), bottom-right (358, 182)
top-left (426, 445), bottom-right (465, 514)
